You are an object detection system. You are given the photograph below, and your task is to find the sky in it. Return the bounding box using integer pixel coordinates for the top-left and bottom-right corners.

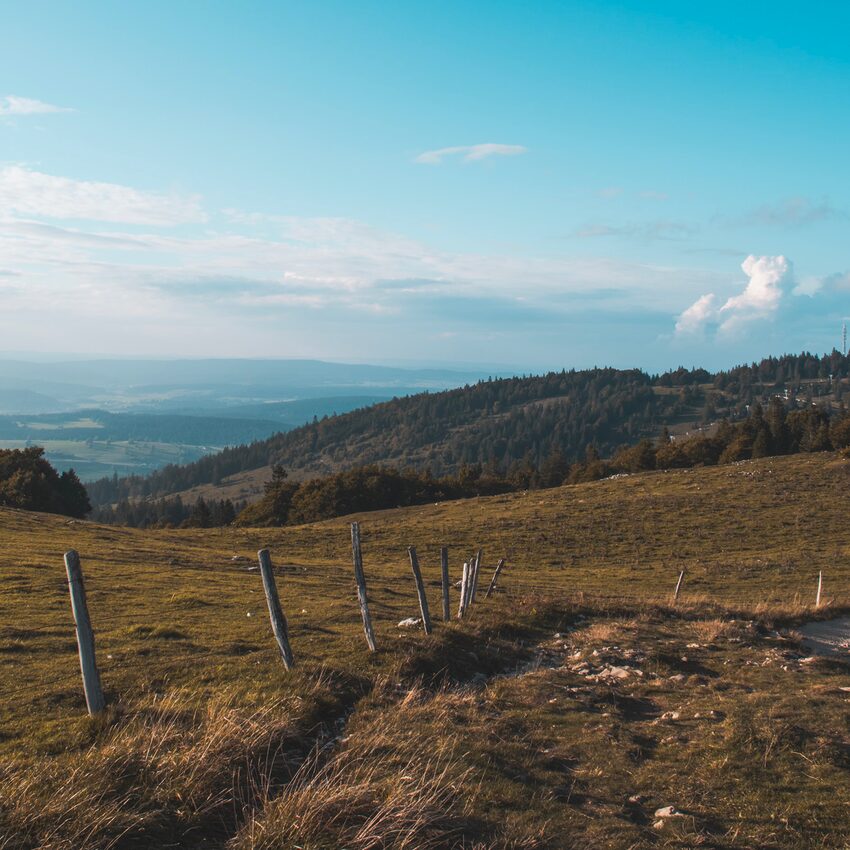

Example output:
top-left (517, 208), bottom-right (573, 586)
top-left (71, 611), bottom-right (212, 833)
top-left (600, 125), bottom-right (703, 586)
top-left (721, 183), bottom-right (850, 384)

top-left (1, 0), bottom-right (849, 373)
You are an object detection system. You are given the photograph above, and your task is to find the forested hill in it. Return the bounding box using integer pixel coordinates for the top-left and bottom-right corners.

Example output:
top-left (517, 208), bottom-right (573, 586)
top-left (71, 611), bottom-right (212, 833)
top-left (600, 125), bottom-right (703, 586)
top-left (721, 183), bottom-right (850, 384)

top-left (85, 350), bottom-right (850, 507)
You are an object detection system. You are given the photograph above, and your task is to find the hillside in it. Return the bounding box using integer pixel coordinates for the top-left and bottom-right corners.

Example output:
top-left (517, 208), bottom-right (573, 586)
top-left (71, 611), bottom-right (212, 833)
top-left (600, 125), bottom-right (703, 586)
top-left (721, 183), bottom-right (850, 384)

top-left (85, 350), bottom-right (850, 509)
top-left (2, 453), bottom-right (849, 847)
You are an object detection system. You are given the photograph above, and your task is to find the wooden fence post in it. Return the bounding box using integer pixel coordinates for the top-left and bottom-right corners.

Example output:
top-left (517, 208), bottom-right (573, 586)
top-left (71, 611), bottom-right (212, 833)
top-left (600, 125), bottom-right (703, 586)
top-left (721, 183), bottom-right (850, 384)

top-left (407, 547), bottom-right (432, 635)
top-left (816, 571), bottom-right (823, 608)
top-left (458, 561), bottom-right (469, 619)
top-left (470, 549), bottom-right (483, 603)
top-left (440, 547), bottom-right (450, 621)
top-left (673, 569), bottom-right (685, 604)
top-left (351, 522), bottom-right (377, 651)
top-left (257, 549), bottom-right (294, 669)
top-left (485, 558), bottom-right (506, 599)
top-left (64, 550), bottom-right (105, 715)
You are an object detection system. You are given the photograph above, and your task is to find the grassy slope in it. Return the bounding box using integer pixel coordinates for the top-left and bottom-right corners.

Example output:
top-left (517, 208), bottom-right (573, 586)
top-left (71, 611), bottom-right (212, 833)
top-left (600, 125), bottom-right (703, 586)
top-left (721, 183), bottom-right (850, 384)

top-left (1, 452), bottom-right (850, 848)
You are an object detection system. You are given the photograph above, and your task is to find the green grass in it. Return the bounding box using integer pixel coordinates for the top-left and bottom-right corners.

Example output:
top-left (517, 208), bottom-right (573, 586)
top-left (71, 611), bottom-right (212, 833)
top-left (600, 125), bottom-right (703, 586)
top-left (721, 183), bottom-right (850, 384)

top-left (1, 452), bottom-right (849, 848)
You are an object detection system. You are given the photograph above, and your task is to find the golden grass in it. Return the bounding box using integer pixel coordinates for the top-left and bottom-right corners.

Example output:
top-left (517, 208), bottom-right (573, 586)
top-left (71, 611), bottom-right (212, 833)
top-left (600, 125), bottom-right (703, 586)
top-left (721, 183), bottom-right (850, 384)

top-left (2, 452), bottom-right (850, 848)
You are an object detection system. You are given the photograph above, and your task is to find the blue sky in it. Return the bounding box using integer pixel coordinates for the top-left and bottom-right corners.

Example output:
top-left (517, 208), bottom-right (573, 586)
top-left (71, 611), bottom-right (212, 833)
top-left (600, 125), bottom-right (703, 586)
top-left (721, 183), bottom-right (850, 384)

top-left (1, 0), bottom-right (849, 372)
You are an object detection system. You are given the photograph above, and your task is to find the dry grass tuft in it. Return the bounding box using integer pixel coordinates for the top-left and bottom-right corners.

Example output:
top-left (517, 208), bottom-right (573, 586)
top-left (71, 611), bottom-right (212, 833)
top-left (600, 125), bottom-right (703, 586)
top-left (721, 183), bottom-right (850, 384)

top-left (234, 745), bottom-right (468, 850)
top-left (0, 679), bottom-right (332, 850)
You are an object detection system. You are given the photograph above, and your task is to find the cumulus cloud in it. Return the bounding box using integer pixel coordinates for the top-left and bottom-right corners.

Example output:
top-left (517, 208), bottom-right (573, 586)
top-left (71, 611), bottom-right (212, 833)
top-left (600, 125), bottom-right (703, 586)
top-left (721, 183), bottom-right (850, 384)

top-left (674, 293), bottom-right (716, 335)
top-left (719, 254), bottom-right (792, 331)
top-left (0, 166), bottom-right (206, 225)
top-left (675, 254), bottom-right (793, 337)
top-left (0, 95), bottom-right (73, 116)
top-left (414, 143), bottom-right (527, 164)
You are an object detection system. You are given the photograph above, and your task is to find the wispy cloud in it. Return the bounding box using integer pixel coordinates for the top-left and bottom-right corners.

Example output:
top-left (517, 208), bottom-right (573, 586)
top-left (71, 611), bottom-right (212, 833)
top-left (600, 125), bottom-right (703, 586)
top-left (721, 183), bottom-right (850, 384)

top-left (725, 197), bottom-right (846, 228)
top-left (0, 166), bottom-right (206, 225)
top-left (575, 220), bottom-right (696, 241)
top-left (596, 187), bottom-right (623, 199)
top-left (0, 166), bottom-right (734, 357)
top-left (414, 143), bottom-right (527, 165)
top-left (0, 95), bottom-right (73, 116)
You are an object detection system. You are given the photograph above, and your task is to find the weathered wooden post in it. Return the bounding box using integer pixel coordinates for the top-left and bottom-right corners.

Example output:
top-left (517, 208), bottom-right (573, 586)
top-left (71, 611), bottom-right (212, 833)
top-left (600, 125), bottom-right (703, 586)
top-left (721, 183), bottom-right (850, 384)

top-left (407, 547), bottom-right (432, 635)
top-left (351, 522), bottom-right (377, 651)
top-left (673, 569), bottom-right (685, 604)
top-left (257, 549), bottom-right (294, 669)
top-left (816, 571), bottom-right (823, 608)
top-left (485, 558), bottom-right (506, 599)
top-left (458, 561), bottom-right (469, 619)
top-left (64, 550), bottom-right (105, 715)
top-left (469, 549), bottom-right (483, 603)
top-left (440, 546), bottom-right (450, 621)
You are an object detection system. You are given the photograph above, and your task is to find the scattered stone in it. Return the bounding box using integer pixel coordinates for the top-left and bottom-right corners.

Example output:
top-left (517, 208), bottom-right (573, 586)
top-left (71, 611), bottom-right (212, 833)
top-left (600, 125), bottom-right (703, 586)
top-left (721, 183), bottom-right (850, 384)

top-left (600, 665), bottom-right (632, 681)
top-left (655, 805), bottom-right (679, 818)
top-left (628, 794), bottom-right (644, 804)
top-left (669, 673), bottom-right (686, 683)
top-left (659, 711), bottom-right (680, 721)
top-left (397, 617), bottom-right (422, 629)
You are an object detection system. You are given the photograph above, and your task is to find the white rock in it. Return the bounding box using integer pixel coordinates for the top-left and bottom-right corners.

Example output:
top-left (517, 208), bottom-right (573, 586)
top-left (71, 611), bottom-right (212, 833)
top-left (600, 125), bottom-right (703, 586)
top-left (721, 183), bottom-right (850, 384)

top-left (601, 666), bottom-right (632, 680)
top-left (397, 617), bottom-right (422, 629)
top-left (654, 805), bottom-right (678, 818)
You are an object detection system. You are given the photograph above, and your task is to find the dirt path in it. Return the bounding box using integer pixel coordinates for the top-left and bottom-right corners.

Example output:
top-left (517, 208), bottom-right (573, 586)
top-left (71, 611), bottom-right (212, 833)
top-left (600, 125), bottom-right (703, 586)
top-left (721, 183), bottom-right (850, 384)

top-left (799, 616), bottom-right (850, 661)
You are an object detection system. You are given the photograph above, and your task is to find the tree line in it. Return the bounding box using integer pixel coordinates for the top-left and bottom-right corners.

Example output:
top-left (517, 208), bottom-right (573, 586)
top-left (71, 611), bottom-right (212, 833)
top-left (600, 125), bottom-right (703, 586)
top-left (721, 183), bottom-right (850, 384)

top-left (0, 447), bottom-right (91, 518)
top-left (7, 392), bottom-right (850, 525)
top-left (88, 349), bottom-right (850, 508)
top-left (90, 395), bottom-right (850, 528)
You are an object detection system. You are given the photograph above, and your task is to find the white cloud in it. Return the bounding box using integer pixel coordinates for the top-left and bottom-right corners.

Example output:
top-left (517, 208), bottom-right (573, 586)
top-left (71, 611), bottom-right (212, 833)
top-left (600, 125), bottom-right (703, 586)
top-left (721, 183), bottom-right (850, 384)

top-left (0, 95), bottom-right (73, 116)
top-left (674, 254), bottom-right (793, 337)
top-left (719, 254), bottom-right (791, 332)
top-left (675, 293), bottom-right (716, 335)
top-left (0, 166), bottom-right (206, 225)
top-left (727, 197), bottom-right (846, 228)
top-left (575, 220), bottom-right (695, 241)
top-left (414, 144), bottom-right (527, 165)
top-left (0, 167), bottom-right (736, 356)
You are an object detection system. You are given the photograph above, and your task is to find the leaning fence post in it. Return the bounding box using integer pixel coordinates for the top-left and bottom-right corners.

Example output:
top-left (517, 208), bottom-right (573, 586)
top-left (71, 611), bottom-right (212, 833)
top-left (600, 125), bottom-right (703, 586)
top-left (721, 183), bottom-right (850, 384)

top-left (485, 558), bottom-right (506, 599)
top-left (407, 547), bottom-right (432, 635)
top-left (351, 522), bottom-right (377, 651)
top-left (64, 550), bottom-right (105, 715)
top-left (673, 569), bottom-right (685, 604)
top-left (440, 546), bottom-right (450, 621)
top-left (816, 571), bottom-right (823, 608)
top-left (469, 549), bottom-right (483, 603)
top-left (257, 549), bottom-right (294, 669)
top-left (458, 561), bottom-right (469, 619)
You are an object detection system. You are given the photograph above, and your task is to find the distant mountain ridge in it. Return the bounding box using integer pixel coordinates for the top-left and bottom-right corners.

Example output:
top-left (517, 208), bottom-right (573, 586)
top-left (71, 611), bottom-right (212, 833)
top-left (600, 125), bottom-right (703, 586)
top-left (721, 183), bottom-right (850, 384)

top-left (85, 349), bottom-right (850, 508)
top-left (0, 357), bottom-right (486, 414)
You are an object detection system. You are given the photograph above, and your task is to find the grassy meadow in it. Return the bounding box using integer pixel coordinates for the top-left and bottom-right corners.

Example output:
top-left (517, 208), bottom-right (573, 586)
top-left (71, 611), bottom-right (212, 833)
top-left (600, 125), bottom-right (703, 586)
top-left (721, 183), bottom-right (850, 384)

top-left (1, 452), bottom-right (849, 848)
